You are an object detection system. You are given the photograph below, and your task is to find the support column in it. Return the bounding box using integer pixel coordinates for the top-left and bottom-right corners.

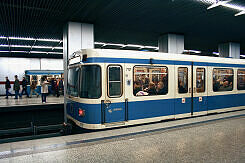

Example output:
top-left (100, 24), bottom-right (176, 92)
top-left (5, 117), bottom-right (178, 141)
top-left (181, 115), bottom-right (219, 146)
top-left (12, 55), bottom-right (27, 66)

top-left (158, 34), bottom-right (184, 54)
top-left (63, 22), bottom-right (94, 123)
top-left (218, 42), bottom-right (240, 59)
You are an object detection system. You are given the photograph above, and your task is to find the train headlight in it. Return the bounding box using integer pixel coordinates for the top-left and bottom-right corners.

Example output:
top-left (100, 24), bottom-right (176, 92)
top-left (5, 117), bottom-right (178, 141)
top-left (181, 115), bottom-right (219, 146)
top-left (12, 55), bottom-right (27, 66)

top-left (78, 109), bottom-right (85, 117)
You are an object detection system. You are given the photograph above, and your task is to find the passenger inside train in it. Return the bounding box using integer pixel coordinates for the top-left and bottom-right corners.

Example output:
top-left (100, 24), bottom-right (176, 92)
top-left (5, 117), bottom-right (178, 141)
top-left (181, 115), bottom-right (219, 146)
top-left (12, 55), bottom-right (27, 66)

top-left (133, 66), bottom-right (168, 96)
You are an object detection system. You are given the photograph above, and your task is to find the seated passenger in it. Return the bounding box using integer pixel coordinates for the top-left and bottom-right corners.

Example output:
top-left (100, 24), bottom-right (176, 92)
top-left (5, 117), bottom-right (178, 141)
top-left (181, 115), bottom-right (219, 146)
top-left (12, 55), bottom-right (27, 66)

top-left (156, 82), bottom-right (167, 95)
top-left (133, 81), bottom-right (142, 96)
top-left (146, 82), bottom-right (157, 95)
top-left (196, 75), bottom-right (203, 88)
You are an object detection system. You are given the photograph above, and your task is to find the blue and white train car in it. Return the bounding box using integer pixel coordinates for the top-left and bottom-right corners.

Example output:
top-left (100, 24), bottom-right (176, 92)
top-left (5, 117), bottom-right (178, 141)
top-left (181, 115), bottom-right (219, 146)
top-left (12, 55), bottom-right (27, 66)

top-left (66, 49), bottom-right (245, 129)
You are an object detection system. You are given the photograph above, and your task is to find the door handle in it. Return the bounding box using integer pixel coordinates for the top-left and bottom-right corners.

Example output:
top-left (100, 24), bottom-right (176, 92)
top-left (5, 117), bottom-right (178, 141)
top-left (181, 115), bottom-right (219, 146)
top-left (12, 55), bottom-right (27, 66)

top-left (189, 88), bottom-right (192, 93)
top-left (193, 87), bottom-right (196, 93)
top-left (104, 100), bottom-right (111, 108)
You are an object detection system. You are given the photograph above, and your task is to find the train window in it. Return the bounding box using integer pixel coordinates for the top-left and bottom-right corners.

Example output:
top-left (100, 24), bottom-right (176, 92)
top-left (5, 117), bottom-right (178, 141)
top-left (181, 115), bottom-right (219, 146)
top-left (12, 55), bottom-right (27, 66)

top-left (68, 67), bottom-right (80, 97)
top-left (237, 69), bottom-right (245, 90)
top-left (213, 68), bottom-right (233, 92)
top-left (196, 68), bottom-right (205, 93)
top-left (133, 66), bottom-right (168, 96)
top-left (108, 65), bottom-right (122, 97)
top-left (80, 65), bottom-right (101, 99)
top-left (178, 67), bottom-right (188, 94)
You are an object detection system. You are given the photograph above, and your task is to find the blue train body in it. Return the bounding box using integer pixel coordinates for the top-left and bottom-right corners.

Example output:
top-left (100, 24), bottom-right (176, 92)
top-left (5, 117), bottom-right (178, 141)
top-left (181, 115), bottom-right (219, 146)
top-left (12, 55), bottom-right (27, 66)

top-left (66, 49), bottom-right (245, 129)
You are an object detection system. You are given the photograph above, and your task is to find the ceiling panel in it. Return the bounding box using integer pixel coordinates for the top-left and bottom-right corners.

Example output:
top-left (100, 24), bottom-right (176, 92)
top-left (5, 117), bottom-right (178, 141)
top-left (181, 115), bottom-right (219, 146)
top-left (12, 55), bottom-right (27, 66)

top-left (0, 0), bottom-right (244, 57)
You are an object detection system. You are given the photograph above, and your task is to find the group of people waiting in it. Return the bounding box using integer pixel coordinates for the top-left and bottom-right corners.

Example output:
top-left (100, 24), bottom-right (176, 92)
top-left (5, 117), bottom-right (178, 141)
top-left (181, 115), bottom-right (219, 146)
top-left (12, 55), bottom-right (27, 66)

top-left (4, 75), bottom-right (64, 103)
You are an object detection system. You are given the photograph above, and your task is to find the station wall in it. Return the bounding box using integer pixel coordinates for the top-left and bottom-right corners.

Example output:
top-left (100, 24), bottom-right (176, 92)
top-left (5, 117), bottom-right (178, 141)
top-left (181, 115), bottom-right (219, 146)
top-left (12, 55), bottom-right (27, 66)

top-left (0, 57), bottom-right (63, 95)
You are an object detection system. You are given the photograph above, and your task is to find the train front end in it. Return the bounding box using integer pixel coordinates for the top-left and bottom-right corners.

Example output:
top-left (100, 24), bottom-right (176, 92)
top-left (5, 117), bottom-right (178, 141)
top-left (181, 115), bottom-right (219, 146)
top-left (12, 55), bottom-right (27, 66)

top-left (66, 50), bottom-right (104, 129)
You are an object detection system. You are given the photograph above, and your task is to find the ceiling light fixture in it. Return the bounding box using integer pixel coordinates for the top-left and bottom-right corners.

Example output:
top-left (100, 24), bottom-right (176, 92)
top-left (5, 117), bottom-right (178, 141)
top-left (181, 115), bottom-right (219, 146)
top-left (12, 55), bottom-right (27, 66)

top-left (207, 0), bottom-right (232, 10)
top-left (0, 44), bottom-right (63, 49)
top-left (234, 10), bottom-right (245, 16)
top-left (184, 50), bottom-right (202, 53)
top-left (213, 52), bottom-right (220, 55)
top-left (197, 0), bottom-right (245, 16)
top-left (0, 36), bottom-right (61, 42)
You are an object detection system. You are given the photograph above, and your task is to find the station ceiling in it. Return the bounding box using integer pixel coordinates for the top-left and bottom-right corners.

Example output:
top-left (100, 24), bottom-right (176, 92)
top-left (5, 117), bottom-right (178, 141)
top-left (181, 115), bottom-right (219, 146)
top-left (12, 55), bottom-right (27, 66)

top-left (0, 0), bottom-right (244, 58)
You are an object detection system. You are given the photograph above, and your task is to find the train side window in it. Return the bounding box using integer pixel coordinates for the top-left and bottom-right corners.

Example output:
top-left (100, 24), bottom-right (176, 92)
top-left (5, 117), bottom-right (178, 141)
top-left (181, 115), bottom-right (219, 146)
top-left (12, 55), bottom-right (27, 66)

top-left (133, 66), bottom-right (168, 96)
top-left (237, 69), bottom-right (245, 90)
top-left (108, 65), bottom-right (122, 97)
top-left (178, 67), bottom-right (188, 94)
top-left (196, 68), bottom-right (205, 93)
top-left (213, 68), bottom-right (233, 92)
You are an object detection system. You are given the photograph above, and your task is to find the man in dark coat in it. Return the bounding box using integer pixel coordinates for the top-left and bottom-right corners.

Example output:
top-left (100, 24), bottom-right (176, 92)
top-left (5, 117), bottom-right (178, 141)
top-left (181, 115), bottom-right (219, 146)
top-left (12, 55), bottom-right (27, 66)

top-left (5, 76), bottom-right (12, 99)
top-left (20, 77), bottom-right (29, 98)
top-left (13, 75), bottom-right (20, 99)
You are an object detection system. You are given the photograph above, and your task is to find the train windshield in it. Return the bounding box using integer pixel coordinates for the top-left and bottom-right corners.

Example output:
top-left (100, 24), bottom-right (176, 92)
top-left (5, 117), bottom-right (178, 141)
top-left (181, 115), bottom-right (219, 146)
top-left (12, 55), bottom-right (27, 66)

top-left (80, 65), bottom-right (101, 98)
top-left (68, 65), bottom-right (101, 98)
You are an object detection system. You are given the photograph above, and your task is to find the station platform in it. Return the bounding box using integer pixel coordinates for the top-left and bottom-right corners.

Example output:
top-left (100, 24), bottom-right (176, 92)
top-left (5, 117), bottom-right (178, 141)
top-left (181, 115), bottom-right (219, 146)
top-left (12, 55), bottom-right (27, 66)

top-left (0, 96), bottom-right (64, 108)
top-left (0, 109), bottom-right (244, 162)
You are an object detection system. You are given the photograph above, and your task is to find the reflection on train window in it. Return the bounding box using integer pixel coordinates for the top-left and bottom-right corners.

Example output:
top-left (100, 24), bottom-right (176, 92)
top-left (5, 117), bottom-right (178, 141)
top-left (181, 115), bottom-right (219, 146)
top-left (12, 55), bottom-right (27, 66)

top-left (68, 67), bottom-right (80, 97)
top-left (196, 68), bottom-right (205, 93)
top-left (178, 67), bottom-right (188, 94)
top-left (237, 69), bottom-right (245, 90)
top-left (213, 68), bottom-right (233, 92)
top-left (80, 65), bottom-right (101, 99)
top-left (133, 66), bottom-right (168, 96)
top-left (108, 65), bottom-right (122, 97)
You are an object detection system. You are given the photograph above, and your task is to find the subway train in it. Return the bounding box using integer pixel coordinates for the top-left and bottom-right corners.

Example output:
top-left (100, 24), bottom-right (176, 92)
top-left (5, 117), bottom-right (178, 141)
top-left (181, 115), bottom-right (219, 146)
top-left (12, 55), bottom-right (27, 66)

top-left (25, 70), bottom-right (64, 95)
top-left (66, 49), bottom-right (245, 129)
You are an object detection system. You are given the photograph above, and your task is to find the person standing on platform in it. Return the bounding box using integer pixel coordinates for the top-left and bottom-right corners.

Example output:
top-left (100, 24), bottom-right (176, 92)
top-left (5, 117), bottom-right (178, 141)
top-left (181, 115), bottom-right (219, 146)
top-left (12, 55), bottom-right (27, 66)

top-left (59, 78), bottom-right (64, 95)
top-left (56, 78), bottom-right (60, 97)
top-left (30, 78), bottom-right (39, 98)
top-left (51, 78), bottom-right (56, 96)
top-left (13, 75), bottom-right (20, 99)
top-left (20, 77), bottom-right (29, 98)
top-left (41, 76), bottom-right (49, 103)
top-left (5, 76), bottom-right (12, 99)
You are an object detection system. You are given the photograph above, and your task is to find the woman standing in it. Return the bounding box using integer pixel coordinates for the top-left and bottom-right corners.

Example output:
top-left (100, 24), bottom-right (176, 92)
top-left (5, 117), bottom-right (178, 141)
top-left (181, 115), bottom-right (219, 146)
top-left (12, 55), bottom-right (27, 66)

top-left (30, 77), bottom-right (39, 98)
top-left (41, 76), bottom-right (49, 103)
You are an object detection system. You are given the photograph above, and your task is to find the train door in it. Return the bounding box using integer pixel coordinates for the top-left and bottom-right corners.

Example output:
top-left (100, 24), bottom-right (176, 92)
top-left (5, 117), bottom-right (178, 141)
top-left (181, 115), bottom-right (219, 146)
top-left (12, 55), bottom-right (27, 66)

top-left (102, 64), bottom-right (126, 124)
top-left (175, 65), bottom-right (192, 118)
top-left (192, 66), bottom-right (208, 115)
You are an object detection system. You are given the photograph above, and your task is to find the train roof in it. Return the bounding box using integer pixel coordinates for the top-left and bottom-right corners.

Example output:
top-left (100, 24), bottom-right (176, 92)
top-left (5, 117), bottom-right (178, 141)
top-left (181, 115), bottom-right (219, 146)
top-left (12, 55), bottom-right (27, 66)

top-left (25, 70), bottom-right (64, 75)
top-left (76, 49), bottom-right (245, 65)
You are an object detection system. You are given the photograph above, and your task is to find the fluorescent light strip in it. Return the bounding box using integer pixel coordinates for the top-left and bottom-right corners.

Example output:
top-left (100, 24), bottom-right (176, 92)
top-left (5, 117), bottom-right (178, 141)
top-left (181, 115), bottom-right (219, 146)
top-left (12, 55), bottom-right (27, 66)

top-left (0, 36), bottom-right (61, 42)
top-left (184, 50), bottom-right (202, 53)
top-left (0, 44), bottom-right (63, 49)
top-left (198, 0), bottom-right (245, 16)
top-left (144, 46), bottom-right (158, 49)
top-left (94, 42), bottom-right (105, 45)
top-left (0, 50), bottom-right (62, 54)
top-left (94, 42), bottom-right (158, 50)
top-left (126, 44), bottom-right (144, 48)
top-left (207, 0), bottom-right (232, 10)
top-left (234, 10), bottom-right (245, 16)
top-left (213, 52), bottom-right (220, 55)
top-left (30, 51), bottom-right (63, 54)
